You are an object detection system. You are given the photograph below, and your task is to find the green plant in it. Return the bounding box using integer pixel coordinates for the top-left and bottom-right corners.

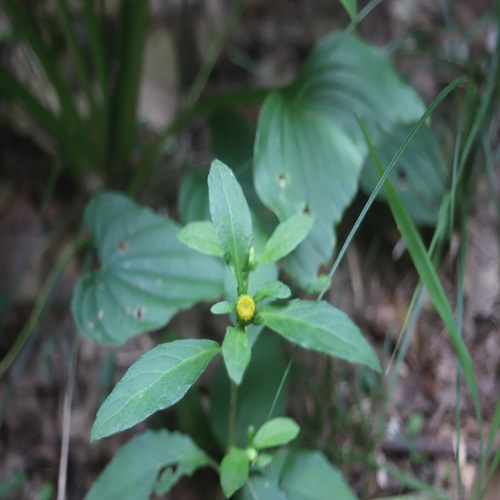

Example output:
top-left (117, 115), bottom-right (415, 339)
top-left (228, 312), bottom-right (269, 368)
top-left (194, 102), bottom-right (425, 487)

top-left (75, 160), bottom-right (380, 498)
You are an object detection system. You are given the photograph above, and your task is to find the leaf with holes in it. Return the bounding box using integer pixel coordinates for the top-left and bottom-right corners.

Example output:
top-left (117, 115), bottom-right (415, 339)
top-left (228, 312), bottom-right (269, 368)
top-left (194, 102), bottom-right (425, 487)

top-left (254, 32), bottom-right (425, 287)
top-left (71, 192), bottom-right (224, 345)
top-left (259, 299), bottom-right (380, 371)
top-left (91, 339), bottom-right (220, 441)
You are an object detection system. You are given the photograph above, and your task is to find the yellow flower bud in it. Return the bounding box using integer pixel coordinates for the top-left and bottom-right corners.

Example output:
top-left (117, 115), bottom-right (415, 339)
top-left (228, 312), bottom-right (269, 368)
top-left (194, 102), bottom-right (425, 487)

top-left (236, 294), bottom-right (255, 325)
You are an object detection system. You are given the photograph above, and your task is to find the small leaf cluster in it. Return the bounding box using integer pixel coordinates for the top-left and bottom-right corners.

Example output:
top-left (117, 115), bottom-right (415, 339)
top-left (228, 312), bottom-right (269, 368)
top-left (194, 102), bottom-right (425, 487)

top-left (181, 160), bottom-right (380, 387)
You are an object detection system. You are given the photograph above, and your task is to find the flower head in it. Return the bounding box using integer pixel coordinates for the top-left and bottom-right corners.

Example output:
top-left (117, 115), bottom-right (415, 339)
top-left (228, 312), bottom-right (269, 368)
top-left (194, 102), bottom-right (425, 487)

top-left (236, 294), bottom-right (255, 325)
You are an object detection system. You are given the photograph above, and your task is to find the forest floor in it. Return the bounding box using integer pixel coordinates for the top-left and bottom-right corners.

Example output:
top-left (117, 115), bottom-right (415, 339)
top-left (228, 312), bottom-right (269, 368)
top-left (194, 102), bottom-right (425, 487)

top-left (0, 1), bottom-right (499, 499)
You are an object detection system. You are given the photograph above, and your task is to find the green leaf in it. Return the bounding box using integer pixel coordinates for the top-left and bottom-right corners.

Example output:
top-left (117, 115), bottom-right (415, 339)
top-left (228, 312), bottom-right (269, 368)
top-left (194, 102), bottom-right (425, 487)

top-left (210, 331), bottom-right (288, 448)
top-left (252, 417), bottom-right (300, 450)
top-left (208, 159), bottom-right (253, 293)
top-left (259, 299), bottom-right (380, 372)
top-left (253, 281), bottom-right (292, 303)
top-left (259, 214), bottom-right (314, 264)
top-left (278, 449), bottom-right (357, 499)
top-left (360, 123), bottom-right (446, 226)
top-left (220, 448), bottom-right (250, 498)
top-left (91, 339), bottom-right (220, 440)
top-left (339, 0), bottom-right (357, 24)
top-left (85, 429), bottom-right (213, 500)
top-left (254, 32), bottom-right (425, 286)
top-left (211, 300), bottom-right (235, 314)
top-left (72, 192), bottom-right (224, 345)
top-left (222, 326), bottom-right (251, 385)
top-left (178, 220), bottom-right (223, 257)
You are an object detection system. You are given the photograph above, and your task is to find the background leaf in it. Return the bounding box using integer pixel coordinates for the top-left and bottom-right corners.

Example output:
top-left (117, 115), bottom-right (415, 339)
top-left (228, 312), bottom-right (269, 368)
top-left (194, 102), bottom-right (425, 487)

top-left (259, 299), bottom-right (380, 372)
top-left (85, 429), bottom-right (213, 500)
top-left (253, 417), bottom-right (300, 450)
top-left (208, 160), bottom-right (253, 292)
top-left (258, 214), bottom-right (314, 264)
top-left (222, 326), bottom-right (251, 385)
top-left (360, 122), bottom-right (446, 226)
top-left (220, 448), bottom-right (250, 498)
top-left (91, 339), bottom-right (220, 440)
top-left (72, 192), bottom-right (224, 345)
top-left (254, 32), bottom-right (425, 286)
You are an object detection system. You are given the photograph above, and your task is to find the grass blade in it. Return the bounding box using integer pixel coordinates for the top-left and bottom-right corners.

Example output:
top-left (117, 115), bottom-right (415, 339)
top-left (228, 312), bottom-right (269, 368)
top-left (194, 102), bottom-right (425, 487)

top-left (358, 119), bottom-right (483, 443)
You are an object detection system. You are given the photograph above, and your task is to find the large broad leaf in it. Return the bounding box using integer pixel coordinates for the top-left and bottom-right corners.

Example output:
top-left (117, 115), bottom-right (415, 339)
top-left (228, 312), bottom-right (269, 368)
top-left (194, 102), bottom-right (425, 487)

top-left (254, 32), bottom-right (425, 286)
top-left (72, 192), bottom-right (224, 345)
top-left (85, 429), bottom-right (213, 500)
top-left (360, 122), bottom-right (446, 226)
top-left (208, 160), bottom-right (253, 293)
top-left (91, 339), bottom-right (220, 440)
top-left (259, 299), bottom-right (380, 372)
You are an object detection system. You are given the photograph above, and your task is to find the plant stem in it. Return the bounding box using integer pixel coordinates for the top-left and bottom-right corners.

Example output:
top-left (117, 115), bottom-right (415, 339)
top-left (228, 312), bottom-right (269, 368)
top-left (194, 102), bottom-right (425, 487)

top-left (228, 381), bottom-right (238, 450)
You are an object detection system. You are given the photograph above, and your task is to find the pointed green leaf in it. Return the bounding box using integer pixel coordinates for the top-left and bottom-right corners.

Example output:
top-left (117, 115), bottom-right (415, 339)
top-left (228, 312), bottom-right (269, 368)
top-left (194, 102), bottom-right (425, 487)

top-left (211, 300), bottom-right (235, 315)
top-left (339, 0), bottom-right (357, 23)
top-left (254, 32), bottom-right (425, 286)
top-left (91, 339), bottom-right (220, 441)
top-left (72, 192), bottom-right (224, 345)
top-left (253, 281), bottom-right (292, 303)
top-left (259, 299), bottom-right (380, 371)
top-left (208, 160), bottom-right (253, 293)
top-left (259, 214), bottom-right (314, 264)
top-left (177, 220), bottom-right (223, 257)
top-left (220, 448), bottom-right (250, 498)
top-left (85, 429), bottom-right (213, 500)
top-left (222, 326), bottom-right (251, 385)
top-left (252, 417), bottom-right (300, 450)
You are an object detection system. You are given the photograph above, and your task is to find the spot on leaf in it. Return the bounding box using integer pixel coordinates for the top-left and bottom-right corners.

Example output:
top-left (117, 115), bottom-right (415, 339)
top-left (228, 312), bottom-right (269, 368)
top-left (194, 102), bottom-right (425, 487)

top-left (301, 203), bottom-right (312, 216)
top-left (277, 173), bottom-right (289, 188)
top-left (134, 306), bottom-right (145, 321)
top-left (116, 241), bottom-right (129, 253)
